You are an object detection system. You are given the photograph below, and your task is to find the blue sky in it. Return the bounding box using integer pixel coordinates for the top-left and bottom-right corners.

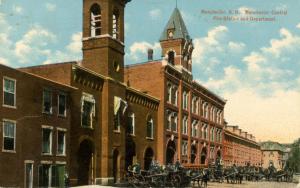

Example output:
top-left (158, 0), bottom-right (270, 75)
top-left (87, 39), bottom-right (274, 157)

top-left (0, 0), bottom-right (300, 143)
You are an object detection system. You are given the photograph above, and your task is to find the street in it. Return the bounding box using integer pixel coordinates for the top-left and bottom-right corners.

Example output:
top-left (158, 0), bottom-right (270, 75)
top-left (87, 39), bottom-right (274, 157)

top-left (206, 181), bottom-right (298, 188)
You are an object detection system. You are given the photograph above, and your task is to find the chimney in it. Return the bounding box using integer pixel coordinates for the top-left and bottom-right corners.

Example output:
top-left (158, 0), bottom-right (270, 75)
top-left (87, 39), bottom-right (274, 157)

top-left (148, 48), bottom-right (153, 61)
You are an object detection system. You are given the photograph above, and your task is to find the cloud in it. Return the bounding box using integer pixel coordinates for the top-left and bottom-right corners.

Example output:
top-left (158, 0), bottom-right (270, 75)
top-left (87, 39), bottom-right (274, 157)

top-left (66, 32), bottom-right (82, 54)
top-left (149, 9), bottom-right (162, 19)
top-left (228, 41), bottom-right (245, 52)
top-left (200, 66), bottom-right (242, 91)
top-left (14, 25), bottom-right (56, 64)
top-left (45, 3), bottom-right (56, 12)
top-left (12, 5), bottom-right (23, 14)
top-left (0, 57), bottom-right (9, 66)
top-left (224, 87), bottom-right (300, 143)
top-left (243, 52), bottom-right (266, 64)
top-left (127, 41), bottom-right (161, 62)
top-left (261, 28), bottom-right (300, 58)
top-left (193, 25), bottom-right (229, 65)
top-left (297, 23), bottom-right (300, 29)
top-left (42, 31), bottom-right (82, 65)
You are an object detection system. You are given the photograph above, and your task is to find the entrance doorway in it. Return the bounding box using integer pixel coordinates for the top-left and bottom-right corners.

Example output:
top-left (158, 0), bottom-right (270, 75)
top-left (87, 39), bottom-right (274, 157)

top-left (191, 144), bottom-right (197, 164)
top-left (77, 139), bottom-right (94, 185)
top-left (113, 149), bottom-right (119, 183)
top-left (125, 137), bottom-right (136, 170)
top-left (166, 140), bottom-right (176, 165)
top-left (144, 147), bottom-right (154, 170)
top-left (200, 147), bottom-right (207, 165)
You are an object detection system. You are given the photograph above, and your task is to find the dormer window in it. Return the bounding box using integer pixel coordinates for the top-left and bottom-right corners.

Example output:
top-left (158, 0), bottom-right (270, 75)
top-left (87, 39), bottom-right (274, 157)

top-left (168, 29), bottom-right (174, 39)
top-left (168, 51), bottom-right (175, 65)
top-left (90, 4), bottom-right (101, 37)
top-left (112, 10), bottom-right (119, 39)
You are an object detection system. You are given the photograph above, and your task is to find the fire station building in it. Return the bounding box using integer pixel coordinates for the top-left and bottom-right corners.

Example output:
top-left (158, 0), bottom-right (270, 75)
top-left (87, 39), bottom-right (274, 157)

top-left (0, 0), bottom-right (228, 187)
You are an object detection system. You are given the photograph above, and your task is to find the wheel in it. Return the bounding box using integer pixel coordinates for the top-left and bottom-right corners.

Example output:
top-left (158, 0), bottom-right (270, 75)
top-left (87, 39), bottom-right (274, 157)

top-left (172, 174), bottom-right (181, 187)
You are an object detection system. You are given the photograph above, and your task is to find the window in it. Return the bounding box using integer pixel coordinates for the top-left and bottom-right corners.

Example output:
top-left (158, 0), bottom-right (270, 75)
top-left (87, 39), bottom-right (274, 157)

top-left (38, 164), bottom-right (51, 187)
top-left (112, 10), bottom-right (119, 39)
top-left (204, 103), bottom-right (209, 119)
top-left (127, 112), bottom-right (135, 135)
top-left (3, 120), bottom-right (16, 151)
top-left (182, 116), bottom-right (188, 135)
top-left (168, 51), bottom-right (175, 65)
top-left (202, 102), bottom-right (208, 118)
top-left (210, 107), bottom-right (214, 121)
top-left (167, 83), bottom-right (172, 103)
top-left (81, 94), bottom-right (95, 128)
top-left (192, 96), bottom-right (198, 114)
top-left (3, 77), bottom-right (16, 107)
top-left (182, 140), bottom-right (188, 156)
top-left (166, 110), bottom-right (172, 130)
top-left (210, 147), bottom-right (215, 159)
top-left (210, 127), bottom-right (215, 141)
top-left (171, 113), bottom-right (178, 132)
top-left (58, 93), bottom-right (66, 116)
top-left (191, 120), bottom-right (198, 137)
top-left (57, 130), bottom-right (66, 155)
top-left (202, 123), bottom-right (208, 140)
top-left (172, 86), bottom-right (178, 106)
top-left (90, 4), bottom-right (101, 37)
top-left (182, 91), bottom-right (188, 110)
top-left (42, 128), bottom-right (52, 155)
top-left (25, 162), bottom-right (33, 188)
top-left (147, 118), bottom-right (154, 139)
top-left (51, 165), bottom-right (66, 187)
top-left (43, 90), bottom-right (52, 114)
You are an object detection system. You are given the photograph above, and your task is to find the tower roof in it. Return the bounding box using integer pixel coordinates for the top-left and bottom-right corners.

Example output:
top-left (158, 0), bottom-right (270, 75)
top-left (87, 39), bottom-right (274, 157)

top-left (160, 8), bottom-right (191, 41)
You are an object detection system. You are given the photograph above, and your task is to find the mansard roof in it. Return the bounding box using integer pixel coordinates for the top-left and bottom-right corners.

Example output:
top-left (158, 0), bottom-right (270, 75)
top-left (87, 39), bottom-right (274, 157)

top-left (160, 8), bottom-right (191, 41)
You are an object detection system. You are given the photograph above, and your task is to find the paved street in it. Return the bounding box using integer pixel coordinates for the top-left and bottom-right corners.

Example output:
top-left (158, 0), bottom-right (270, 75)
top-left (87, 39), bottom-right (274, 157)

top-left (206, 181), bottom-right (298, 188)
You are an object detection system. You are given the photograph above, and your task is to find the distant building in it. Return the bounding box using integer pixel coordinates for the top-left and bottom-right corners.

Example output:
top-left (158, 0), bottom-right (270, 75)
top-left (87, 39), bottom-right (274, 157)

top-left (223, 125), bottom-right (261, 167)
top-left (261, 141), bottom-right (288, 170)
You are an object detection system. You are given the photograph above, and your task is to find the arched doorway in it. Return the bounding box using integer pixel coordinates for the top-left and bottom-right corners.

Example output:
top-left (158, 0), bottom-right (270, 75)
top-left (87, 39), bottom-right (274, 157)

top-left (125, 137), bottom-right (136, 170)
top-left (77, 139), bottom-right (94, 185)
top-left (144, 147), bottom-right (154, 170)
top-left (200, 147), bottom-right (207, 165)
top-left (166, 140), bottom-right (176, 165)
top-left (191, 144), bottom-right (197, 164)
top-left (217, 150), bottom-right (221, 159)
top-left (113, 149), bottom-right (119, 183)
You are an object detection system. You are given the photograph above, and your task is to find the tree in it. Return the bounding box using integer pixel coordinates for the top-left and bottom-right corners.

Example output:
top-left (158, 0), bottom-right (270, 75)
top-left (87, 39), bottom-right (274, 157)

top-left (287, 138), bottom-right (300, 172)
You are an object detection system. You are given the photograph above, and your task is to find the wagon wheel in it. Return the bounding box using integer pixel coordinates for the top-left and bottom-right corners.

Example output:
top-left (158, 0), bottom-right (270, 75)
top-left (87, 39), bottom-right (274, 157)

top-left (172, 174), bottom-right (181, 187)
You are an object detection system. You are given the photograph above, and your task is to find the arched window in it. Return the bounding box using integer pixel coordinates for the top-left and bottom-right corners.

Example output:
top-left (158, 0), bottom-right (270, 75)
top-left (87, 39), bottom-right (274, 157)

top-left (168, 51), bottom-right (175, 65)
top-left (112, 10), bottom-right (119, 39)
top-left (127, 112), bottom-right (135, 135)
top-left (90, 4), bottom-right (101, 37)
top-left (146, 117), bottom-right (154, 139)
top-left (167, 83), bottom-right (172, 103)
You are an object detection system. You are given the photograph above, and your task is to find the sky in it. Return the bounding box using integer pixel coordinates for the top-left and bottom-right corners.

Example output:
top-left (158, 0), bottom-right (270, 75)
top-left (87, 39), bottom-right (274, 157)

top-left (0, 0), bottom-right (299, 143)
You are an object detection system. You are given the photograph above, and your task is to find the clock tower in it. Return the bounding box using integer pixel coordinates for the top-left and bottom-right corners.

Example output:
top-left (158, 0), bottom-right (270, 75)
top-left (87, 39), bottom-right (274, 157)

top-left (160, 8), bottom-right (194, 72)
top-left (82, 0), bottom-right (131, 82)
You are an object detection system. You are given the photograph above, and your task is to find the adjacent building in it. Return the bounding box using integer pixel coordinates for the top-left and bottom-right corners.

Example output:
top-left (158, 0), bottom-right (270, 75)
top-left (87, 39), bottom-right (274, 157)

top-left (125, 8), bottom-right (226, 168)
top-left (223, 125), bottom-right (262, 167)
top-left (261, 141), bottom-right (287, 170)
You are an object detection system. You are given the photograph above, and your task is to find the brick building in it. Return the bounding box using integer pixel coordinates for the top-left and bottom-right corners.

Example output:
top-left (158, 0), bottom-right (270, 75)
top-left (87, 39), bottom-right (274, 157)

top-left (1, 0), bottom-right (159, 187)
top-left (125, 8), bottom-right (226, 167)
top-left (261, 141), bottom-right (287, 170)
top-left (223, 125), bottom-right (262, 167)
top-left (0, 0), bottom-right (228, 187)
